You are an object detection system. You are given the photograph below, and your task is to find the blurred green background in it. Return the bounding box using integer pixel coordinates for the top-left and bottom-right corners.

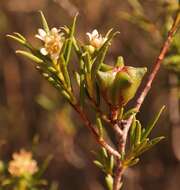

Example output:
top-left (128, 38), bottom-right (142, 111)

top-left (0, 0), bottom-right (180, 190)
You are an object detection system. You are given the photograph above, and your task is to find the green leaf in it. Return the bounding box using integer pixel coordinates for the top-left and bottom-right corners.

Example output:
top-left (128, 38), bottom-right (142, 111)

top-left (61, 90), bottom-right (71, 101)
top-left (137, 137), bottom-right (165, 156)
top-left (105, 175), bottom-right (113, 190)
top-left (62, 38), bottom-right (69, 55)
top-left (93, 160), bottom-right (104, 170)
top-left (123, 108), bottom-right (137, 119)
top-left (107, 155), bottom-right (114, 174)
top-left (35, 155), bottom-right (53, 178)
top-left (39, 10), bottom-right (50, 33)
top-left (97, 148), bottom-right (108, 170)
top-left (93, 148), bottom-right (113, 174)
top-left (72, 36), bottom-right (83, 60)
top-left (74, 71), bottom-right (80, 86)
top-left (96, 116), bottom-right (103, 137)
top-left (148, 136), bottom-right (165, 148)
top-left (7, 33), bottom-right (36, 52)
top-left (102, 147), bottom-right (108, 158)
top-left (164, 55), bottom-right (180, 65)
top-left (134, 120), bottom-right (141, 146)
top-left (129, 158), bottom-right (140, 167)
top-left (7, 34), bottom-right (26, 45)
top-left (128, 0), bottom-right (144, 15)
top-left (124, 138), bottom-right (148, 162)
top-left (130, 116), bottom-right (136, 146)
top-left (85, 51), bottom-right (93, 73)
top-left (141, 106), bottom-right (165, 141)
top-left (13, 32), bottom-right (26, 41)
top-left (48, 66), bottom-right (58, 74)
top-left (133, 138), bottom-right (149, 157)
top-left (124, 158), bottom-right (139, 167)
top-left (163, 55), bottom-right (180, 73)
top-left (59, 55), bottom-right (71, 88)
top-left (85, 72), bottom-right (94, 98)
top-left (64, 13), bottom-right (78, 65)
top-left (16, 50), bottom-right (44, 63)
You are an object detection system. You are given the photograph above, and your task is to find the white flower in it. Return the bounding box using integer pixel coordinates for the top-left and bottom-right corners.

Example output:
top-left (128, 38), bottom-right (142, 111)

top-left (86, 29), bottom-right (107, 49)
top-left (8, 149), bottom-right (38, 177)
top-left (35, 27), bottom-right (64, 60)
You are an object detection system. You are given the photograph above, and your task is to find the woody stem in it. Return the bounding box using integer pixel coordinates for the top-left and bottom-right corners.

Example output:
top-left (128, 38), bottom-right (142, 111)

top-left (113, 10), bottom-right (180, 190)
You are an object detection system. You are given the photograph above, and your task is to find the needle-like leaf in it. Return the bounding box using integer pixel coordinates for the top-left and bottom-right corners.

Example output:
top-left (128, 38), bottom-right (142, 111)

top-left (16, 50), bottom-right (44, 64)
top-left (141, 106), bottom-right (165, 141)
top-left (39, 10), bottom-right (50, 33)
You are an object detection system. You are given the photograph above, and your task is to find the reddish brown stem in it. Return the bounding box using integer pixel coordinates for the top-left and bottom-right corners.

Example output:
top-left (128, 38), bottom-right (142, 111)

top-left (72, 104), bottom-right (120, 159)
top-left (135, 31), bottom-right (177, 111)
top-left (113, 13), bottom-right (180, 190)
top-left (89, 96), bottom-right (111, 124)
top-left (90, 97), bottom-right (123, 137)
top-left (113, 159), bottom-right (124, 190)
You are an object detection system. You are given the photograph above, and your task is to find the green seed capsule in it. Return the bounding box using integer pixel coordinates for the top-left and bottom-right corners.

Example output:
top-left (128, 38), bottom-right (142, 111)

top-left (97, 65), bottom-right (147, 108)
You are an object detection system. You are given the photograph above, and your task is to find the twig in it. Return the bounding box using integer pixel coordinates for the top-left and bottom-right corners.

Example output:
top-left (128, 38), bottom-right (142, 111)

top-left (123, 10), bottom-right (180, 138)
top-left (71, 103), bottom-right (120, 159)
top-left (135, 28), bottom-right (179, 111)
top-left (113, 159), bottom-right (124, 190)
top-left (90, 97), bottom-right (123, 137)
top-left (113, 10), bottom-right (180, 190)
top-left (89, 96), bottom-right (111, 124)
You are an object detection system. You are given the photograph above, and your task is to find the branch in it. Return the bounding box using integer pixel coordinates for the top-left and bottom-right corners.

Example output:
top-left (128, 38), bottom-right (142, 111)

top-left (90, 97), bottom-right (123, 137)
top-left (113, 10), bottom-right (180, 190)
top-left (89, 96), bottom-right (111, 124)
top-left (71, 103), bottom-right (121, 159)
top-left (135, 22), bottom-right (180, 111)
top-left (124, 9), bottom-right (180, 142)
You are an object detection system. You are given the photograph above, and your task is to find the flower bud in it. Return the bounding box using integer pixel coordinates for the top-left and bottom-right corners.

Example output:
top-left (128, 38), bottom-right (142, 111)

top-left (97, 65), bottom-right (147, 108)
top-left (85, 45), bottom-right (95, 54)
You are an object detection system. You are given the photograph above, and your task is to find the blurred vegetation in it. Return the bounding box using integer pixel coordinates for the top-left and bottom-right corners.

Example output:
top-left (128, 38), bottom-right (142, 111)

top-left (0, 0), bottom-right (179, 190)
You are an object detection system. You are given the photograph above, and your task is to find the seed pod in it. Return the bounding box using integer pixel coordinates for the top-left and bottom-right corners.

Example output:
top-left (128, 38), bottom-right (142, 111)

top-left (97, 65), bottom-right (147, 108)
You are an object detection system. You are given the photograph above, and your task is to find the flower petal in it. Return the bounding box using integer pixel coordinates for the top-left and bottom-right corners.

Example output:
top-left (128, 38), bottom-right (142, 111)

top-left (92, 29), bottom-right (99, 38)
top-left (35, 34), bottom-right (44, 41)
top-left (51, 27), bottom-right (59, 34)
top-left (38, 28), bottom-right (47, 37)
top-left (86, 32), bottom-right (92, 41)
top-left (40, 48), bottom-right (48, 55)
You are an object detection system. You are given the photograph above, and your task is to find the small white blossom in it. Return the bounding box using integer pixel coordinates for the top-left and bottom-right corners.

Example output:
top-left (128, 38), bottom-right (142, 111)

top-left (35, 27), bottom-right (64, 60)
top-left (86, 29), bottom-right (107, 49)
top-left (8, 149), bottom-right (38, 177)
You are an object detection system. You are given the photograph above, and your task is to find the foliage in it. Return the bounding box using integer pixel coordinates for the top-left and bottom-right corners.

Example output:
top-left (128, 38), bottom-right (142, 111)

top-left (7, 10), bottom-right (171, 190)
